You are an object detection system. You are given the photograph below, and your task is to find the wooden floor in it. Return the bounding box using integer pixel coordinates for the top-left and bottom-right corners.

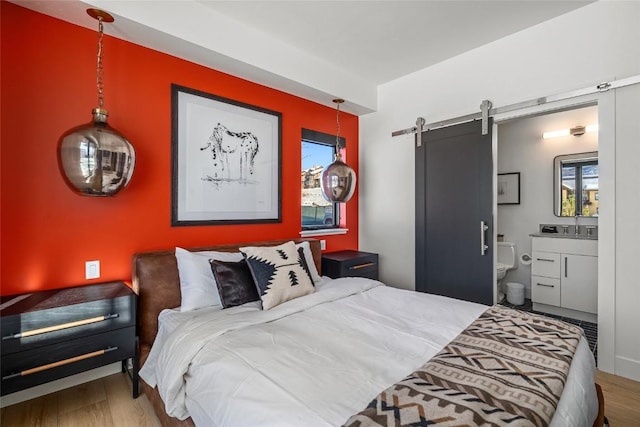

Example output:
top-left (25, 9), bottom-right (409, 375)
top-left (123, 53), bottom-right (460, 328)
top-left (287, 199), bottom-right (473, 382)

top-left (1, 373), bottom-right (160, 427)
top-left (2, 370), bottom-right (639, 426)
top-left (596, 370), bottom-right (640, 426)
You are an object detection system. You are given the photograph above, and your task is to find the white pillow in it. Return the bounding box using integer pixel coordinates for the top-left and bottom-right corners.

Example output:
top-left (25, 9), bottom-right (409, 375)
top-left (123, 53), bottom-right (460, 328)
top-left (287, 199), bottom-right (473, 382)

top-left (175, 247), bottom-right (243, 312)
top-left (295, 241), bottom-right (321, 284)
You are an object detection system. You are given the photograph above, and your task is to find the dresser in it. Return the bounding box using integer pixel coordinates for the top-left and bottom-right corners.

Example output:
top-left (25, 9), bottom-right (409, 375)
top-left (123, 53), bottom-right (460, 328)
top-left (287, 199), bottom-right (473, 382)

top-left (321, 250), bottom-right (379, 280)
top-left (1, 281), bottom-right (138, 397)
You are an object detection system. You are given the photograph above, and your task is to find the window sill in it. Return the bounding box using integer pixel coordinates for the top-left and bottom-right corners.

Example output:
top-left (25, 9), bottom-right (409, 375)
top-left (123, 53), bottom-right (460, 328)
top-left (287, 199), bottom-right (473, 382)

top-left (300, 228), bottom-right (349, 237)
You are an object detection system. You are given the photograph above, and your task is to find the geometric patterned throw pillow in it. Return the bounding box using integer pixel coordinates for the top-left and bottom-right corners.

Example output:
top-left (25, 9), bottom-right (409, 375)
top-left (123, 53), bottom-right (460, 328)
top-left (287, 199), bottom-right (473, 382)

top-left (296, 247), bottom-right (315, 286)
top-left (240, 241), bottom-right (315, 310)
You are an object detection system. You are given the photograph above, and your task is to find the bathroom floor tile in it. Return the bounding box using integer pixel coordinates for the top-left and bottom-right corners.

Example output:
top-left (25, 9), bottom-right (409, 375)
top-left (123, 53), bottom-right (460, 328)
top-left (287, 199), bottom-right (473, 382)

top-left (562, 317), bottom-right (583, 326)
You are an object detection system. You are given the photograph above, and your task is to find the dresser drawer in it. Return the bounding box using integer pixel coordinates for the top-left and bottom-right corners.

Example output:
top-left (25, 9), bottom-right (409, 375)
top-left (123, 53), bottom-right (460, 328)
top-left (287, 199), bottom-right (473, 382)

top-left (1, 283), bottom-right (135, 356)
top-left (531, 251), bottom-right (561, 278)
top-left (322, 251), bottom-right (379, 279)
top-left (531, 276), bottom-right (561, 306)
top-left (341, 254), bottom-right (378, 278)
top-left (1, 326), bottom-right (135, 395)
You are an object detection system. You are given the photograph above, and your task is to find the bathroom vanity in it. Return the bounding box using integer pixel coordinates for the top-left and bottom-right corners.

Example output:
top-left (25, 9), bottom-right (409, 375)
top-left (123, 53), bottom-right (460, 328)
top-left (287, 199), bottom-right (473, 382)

top-left (530, 235), bottom-right (597, 323)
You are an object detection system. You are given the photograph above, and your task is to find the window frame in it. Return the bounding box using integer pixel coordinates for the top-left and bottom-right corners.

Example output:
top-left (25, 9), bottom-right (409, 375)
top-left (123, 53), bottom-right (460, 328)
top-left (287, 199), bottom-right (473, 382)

top-left (554, 151), bottom-right (599, 217)
top-left (301, 129), bottom-right (346, 231)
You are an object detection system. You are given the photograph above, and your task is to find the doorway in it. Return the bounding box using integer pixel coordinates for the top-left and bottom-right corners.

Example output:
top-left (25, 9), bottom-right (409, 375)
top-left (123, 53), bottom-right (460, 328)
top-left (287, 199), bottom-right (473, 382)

top-left (495, 105), bottom-right (599, 302)
top-left (495, 104), bottom-right (599, 359)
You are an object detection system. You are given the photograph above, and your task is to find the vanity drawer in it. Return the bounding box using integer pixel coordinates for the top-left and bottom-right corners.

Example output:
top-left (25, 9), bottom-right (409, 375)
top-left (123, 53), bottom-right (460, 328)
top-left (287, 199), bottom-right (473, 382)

top-left (532, 251), bottom-right (561, 278)
top-left (531, 276), bottom-right (561, 306)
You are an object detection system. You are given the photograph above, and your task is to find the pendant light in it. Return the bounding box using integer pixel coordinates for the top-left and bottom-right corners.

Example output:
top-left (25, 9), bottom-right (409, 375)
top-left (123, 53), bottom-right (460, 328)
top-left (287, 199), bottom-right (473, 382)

top-left (321, 99), bottom-right (356, 203)
top-left (58, 9), bottom-right (135, 196)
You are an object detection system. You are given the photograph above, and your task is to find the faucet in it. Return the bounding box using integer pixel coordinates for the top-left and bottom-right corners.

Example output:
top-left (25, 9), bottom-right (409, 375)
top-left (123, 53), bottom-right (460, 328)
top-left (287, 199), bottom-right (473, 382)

top-left (575, 214), bottom-right (580, 236)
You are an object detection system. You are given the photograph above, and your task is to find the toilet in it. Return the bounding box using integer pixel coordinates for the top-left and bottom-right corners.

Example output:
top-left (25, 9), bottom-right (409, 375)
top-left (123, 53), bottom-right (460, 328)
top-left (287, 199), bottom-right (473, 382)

top-left (496, 241), bottom-right (517, 302)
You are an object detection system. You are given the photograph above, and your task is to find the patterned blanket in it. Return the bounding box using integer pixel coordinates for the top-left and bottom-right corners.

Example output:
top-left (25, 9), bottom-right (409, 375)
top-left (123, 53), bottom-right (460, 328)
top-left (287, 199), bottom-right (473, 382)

top-left (344, 305), bottom-right (585, 427)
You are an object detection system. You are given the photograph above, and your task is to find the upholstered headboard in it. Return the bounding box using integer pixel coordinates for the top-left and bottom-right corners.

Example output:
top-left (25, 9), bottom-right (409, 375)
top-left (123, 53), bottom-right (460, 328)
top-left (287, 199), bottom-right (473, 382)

top-left (131, 238), bottom-right (321, 365)
top-left (132, 238), bottom-right (320, 426)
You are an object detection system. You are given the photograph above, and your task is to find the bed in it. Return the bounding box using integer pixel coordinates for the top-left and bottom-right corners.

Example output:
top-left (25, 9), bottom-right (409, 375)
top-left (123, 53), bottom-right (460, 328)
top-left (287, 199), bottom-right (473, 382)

top-left (132, 238), bottom-right (602, 427)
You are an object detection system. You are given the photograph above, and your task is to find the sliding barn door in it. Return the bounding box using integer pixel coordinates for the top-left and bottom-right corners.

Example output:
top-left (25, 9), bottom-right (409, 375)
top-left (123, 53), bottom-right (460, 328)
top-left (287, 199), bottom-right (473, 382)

top-left (415, 119), bottom-right (494, 305)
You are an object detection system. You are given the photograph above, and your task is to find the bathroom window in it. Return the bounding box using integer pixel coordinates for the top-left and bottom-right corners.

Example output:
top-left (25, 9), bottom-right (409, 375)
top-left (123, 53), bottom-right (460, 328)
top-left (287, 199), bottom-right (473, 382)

top-left (301, 129), bottom-right (340, 230)
top-left (554, 152), bottom-right (599, 217)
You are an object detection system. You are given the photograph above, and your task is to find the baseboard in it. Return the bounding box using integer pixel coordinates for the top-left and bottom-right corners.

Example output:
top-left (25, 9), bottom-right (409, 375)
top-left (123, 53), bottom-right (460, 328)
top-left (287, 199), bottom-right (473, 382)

top-left (0, 362), bottom-right (121, 408)
top-left (615, 355), bottom-right (640, 382)
top-left (532, 302), bottom-right (597, 323)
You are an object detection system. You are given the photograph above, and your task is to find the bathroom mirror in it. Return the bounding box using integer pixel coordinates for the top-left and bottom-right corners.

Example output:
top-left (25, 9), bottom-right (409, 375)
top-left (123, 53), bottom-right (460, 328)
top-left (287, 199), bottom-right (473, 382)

top-left (554, 151), bottom-right (599, 217)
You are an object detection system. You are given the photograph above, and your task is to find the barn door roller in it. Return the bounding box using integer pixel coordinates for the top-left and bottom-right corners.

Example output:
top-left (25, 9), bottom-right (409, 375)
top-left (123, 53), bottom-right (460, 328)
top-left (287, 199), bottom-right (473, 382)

top-left (480, 100), bottom-right (492, 135)
top-left (393, 100), bottom-right (492, 147)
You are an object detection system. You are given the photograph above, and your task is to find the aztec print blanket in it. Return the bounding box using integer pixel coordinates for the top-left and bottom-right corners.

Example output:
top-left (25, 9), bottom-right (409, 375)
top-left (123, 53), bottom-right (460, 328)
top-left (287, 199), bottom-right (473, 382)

top-left (344, 305), bottom-right (585, 427)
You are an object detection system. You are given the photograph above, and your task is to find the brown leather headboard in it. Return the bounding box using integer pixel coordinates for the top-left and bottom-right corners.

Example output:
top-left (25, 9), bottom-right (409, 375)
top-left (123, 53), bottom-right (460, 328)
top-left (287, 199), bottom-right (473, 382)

top-left (132, 238), bottom-right (321, 364)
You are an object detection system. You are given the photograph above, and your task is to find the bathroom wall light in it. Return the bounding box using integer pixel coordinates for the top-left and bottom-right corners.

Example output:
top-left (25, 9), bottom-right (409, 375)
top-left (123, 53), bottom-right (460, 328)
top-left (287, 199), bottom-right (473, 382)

top-left (542, 124), bottom-right (598, 139)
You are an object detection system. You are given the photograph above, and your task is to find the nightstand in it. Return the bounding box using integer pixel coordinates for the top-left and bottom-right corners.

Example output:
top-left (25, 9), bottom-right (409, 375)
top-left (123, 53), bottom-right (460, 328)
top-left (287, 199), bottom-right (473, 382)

top-left (322, 250), bottom-right (379, 280)
top-left (1, 281), bottom-right (138, 398)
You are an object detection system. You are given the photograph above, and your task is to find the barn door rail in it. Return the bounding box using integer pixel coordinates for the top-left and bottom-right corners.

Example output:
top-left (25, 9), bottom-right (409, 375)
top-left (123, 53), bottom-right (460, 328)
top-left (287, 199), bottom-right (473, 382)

top-left (392, 75), bottom-right (640, 146)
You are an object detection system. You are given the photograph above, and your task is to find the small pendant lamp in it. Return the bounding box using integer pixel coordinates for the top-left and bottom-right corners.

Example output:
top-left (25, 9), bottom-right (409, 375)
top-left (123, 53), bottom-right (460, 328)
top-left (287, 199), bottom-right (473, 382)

top-left (58, 9), bottom-right (135, 196)
top-left (321, 99), bottom-right (356, 203)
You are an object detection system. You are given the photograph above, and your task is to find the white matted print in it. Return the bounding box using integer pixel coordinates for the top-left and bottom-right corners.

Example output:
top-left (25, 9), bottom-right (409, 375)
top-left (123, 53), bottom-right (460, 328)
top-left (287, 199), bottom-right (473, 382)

top-left (497, 172), bottom-right (520, 205)
top-left (171, 84), bottom-right (281, 225)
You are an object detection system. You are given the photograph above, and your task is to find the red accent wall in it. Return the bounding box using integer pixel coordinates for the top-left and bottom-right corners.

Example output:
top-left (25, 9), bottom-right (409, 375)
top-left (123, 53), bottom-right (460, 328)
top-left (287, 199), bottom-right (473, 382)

top-left (0, 3), bottom-right (359, 296)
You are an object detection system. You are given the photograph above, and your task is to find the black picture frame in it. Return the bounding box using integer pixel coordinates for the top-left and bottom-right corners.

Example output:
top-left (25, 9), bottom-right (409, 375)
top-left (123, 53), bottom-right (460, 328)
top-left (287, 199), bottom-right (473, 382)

top-left (171, 84), bottom-right (282, 226)
top-left (497, 172), bottom-right (520, 205)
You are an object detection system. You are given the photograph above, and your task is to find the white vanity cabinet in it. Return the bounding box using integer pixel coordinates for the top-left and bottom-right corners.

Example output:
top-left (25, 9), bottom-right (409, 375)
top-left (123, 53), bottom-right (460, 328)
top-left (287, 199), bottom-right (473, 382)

top-left (531, 237), bottom-right (597, 322)
top-left (561, 253), bottom-right (597, 313)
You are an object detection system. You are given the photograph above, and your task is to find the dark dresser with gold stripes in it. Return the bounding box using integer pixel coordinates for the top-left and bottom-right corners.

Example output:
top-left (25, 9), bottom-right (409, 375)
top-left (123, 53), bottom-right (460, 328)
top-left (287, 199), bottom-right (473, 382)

top-left (0, 281), bottom-right (138, 397)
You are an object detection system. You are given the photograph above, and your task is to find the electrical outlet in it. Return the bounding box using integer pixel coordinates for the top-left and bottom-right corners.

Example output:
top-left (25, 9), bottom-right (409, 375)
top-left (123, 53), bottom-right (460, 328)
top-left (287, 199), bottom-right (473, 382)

top-left (85, 260), bottom-right (100, 280)
top-left (320, 240), bottom-right (326, 250)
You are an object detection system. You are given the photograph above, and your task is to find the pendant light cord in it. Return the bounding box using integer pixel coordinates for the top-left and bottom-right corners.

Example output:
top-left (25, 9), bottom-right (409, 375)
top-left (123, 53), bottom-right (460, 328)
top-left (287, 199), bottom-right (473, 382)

top-left (336, 101), bottom-right (341, 149)
top-left (96, 17), bottom-right (105, 109)
top-left (333, 98), bottom-right (345, 154)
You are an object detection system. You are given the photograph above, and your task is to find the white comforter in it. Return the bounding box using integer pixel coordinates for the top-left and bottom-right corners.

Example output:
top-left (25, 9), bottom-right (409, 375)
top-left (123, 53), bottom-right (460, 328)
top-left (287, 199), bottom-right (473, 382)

top-left (140, 278), bottom-right (597, 427)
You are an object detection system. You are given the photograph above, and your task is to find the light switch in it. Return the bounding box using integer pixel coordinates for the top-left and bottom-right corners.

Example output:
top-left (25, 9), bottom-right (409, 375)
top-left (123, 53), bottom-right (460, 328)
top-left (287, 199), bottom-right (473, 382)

top-left (320, 240), bottom-right (326, 250)
top-left (85, 260), bottom-right (100, 280)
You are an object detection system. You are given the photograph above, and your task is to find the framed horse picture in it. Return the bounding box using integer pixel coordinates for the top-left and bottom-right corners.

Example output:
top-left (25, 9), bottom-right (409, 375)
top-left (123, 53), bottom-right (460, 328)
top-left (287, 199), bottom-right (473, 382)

top-left (171, 84), bottom-right (282, 225)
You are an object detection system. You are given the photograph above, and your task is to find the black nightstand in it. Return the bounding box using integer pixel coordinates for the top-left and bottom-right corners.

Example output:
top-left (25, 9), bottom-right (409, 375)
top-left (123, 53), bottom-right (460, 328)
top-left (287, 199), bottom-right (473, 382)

top-left (1, 281), bottom-right (138, 398)
top-left (322, 250), bottom-right (379, 280)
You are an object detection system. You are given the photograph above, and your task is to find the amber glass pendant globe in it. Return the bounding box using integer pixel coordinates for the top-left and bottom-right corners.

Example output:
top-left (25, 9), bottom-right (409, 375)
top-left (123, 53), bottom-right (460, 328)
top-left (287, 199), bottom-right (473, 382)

top-left (321, 156), bottom-right (356, 203)
top-left (320, 98), bottom-right (356, 203)
top-left (58, 109), bottom-right (135, 196)
top-left (57, 9), bottom-right (135, 196)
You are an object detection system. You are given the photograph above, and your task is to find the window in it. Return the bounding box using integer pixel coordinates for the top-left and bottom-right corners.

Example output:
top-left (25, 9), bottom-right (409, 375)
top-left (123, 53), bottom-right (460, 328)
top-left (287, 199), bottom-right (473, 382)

top-left (301, 129), bottom-right (345, 230)
top-left (554, 152), bottom-right (599, 217)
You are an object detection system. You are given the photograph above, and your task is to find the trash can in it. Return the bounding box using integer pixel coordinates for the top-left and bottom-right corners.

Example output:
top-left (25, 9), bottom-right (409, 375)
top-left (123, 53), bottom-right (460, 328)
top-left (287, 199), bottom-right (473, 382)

top-left (506, 282), bottom-right (525, 306)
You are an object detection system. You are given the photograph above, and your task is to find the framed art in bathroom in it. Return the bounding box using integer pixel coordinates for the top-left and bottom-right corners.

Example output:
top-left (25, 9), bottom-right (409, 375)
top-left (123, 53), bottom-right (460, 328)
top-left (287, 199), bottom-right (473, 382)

top-left (497, 172), bottom-right (520, 205)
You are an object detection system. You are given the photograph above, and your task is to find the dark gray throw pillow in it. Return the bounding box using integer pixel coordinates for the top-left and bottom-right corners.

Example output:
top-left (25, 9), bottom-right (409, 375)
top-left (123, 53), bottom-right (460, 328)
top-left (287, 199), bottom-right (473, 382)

top-left (209, 258), bottom-right (260, 308)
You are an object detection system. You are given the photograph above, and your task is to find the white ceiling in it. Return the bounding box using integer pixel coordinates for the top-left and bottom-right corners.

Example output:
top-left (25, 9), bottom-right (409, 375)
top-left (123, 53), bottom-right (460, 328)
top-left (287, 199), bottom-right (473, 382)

top-left (204, 1), bottom-right (591, 86)
top-left (11, 0), bottom-right (593, 114)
